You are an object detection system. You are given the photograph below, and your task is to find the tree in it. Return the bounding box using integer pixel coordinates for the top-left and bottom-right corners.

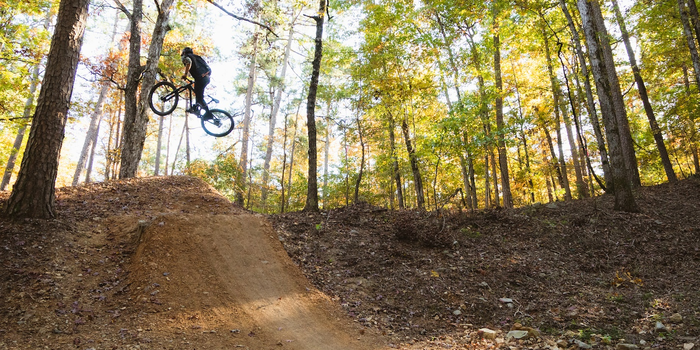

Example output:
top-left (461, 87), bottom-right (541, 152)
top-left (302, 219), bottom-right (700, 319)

top-left (611, 0), bottom-right (676, 183)
top-left (577, 0), bottom-right (639, 212)
top-left (559, 0), bottom-right (612, 191)
top-left (303, 0), bottom-right (327, 212)
top-left (118, 0), bottom-right (175, 178)
top-left (493, 2), bottom-right (513, 208)
top-left (236, 29), bottom-right (260, 207)
top-left (1, 61), bottom-right (41, 191)
top-left (4, 0), bottom-right (90, 218)
top-left (261, 13), bottom-right (298, 210)
top-left (678, 0), bottom-right (700, 88)
top-left (590, 0), bottom-right (641, 187)
top-left (115, 0), bottom-right (143, 178)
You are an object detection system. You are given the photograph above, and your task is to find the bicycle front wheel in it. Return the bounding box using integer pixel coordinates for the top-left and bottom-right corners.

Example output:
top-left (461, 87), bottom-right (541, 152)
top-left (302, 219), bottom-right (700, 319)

top-left (201, 109), bottom-right (234, 137)
top-left (149, 81), bottom-right (179, 116)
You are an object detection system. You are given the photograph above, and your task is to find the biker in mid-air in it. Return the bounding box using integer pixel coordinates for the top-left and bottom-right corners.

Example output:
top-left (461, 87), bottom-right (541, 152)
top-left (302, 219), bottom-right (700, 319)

top-left (180, 47), bottom-right (212, 120)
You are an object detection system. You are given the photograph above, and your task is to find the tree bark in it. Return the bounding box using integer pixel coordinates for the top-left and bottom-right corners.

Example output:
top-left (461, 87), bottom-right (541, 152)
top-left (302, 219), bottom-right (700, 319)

top-left (73, 82), bottom-right (108, 185)
top-left (354, 112), bottom-right (365, 204)
top-left (589, 0), bottom-right (640, 187)
top-left (611, 0), bottom-right (677, 181)
top-left (388, 112), bottom-right (404, 209)
top-left (540, 118), bottom-right (565, 196)
top-left (559, 0), bottom-right (612, 190)
top-left (155, 114), bottom-right (165, 175)
top-left (74, 10), bottom-right (119, 185)
top-left (4, 0), bottom-right (90, 218)
top-left (680, 0), bottom-right (700, 88)
top-left (493, 5), bottom-right (513, 208)
top-left (401, 118), bottom-right (425, 209)
top-left (322, 100), bottom-right (331, 207)
top-left (1, 60), bottom-right (41, 191)
top-left (117, 0), bottom-right (143, 178)
top-left (118, 0), bottom-right (174, 178)
top-left (236, 30), bottom-right (260, 205)
top-left (84, 116), bottom-right (102, 183)
top-left (262, 18), bottom-right (297, 209)
top-left (557, 52), bottom-right (588, 198)
top-left (303, 0), bottom-right (326, 212)
top-left (542, 23), bottom-right (573, 201)
top-left (577, 0), bottom-right (639, 212)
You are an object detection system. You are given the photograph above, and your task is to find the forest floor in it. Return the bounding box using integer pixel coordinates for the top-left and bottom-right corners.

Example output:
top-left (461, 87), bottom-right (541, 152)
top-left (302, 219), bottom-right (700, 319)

top-left (1, 176), bottom-right (699, 350)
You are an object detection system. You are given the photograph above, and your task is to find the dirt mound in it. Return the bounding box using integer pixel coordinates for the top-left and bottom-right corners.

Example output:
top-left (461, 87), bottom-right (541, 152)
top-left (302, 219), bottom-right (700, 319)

top-left (3, 175), bottom-right (700, 349)
top-left (0, 177), bottom-right (383, 349)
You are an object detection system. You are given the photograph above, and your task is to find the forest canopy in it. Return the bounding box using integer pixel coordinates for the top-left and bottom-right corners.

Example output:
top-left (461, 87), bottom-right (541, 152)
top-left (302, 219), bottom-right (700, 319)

top-left (1, 0), bottom-right (699, 216)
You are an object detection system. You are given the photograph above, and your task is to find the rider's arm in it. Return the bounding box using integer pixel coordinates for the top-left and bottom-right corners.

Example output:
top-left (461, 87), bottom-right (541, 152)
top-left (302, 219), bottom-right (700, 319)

top-left (181, 56), bottom-right (192, 79)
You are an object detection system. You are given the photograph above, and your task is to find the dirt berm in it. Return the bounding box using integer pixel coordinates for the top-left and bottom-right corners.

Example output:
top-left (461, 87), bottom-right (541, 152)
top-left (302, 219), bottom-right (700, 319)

top-left (129, 212), bottom-right (385, 349)
top-left (0, 176), bottom-right (387, 349)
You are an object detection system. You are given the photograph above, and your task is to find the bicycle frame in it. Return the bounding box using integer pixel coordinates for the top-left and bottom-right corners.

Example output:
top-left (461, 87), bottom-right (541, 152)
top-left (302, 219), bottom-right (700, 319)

top-left (176, 80), bottom-right (218, 111)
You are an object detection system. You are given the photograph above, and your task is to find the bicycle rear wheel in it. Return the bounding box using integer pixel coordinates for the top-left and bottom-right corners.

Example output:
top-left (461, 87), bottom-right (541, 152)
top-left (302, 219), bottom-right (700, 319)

top-left (201, 109), bottom-right (234, 137)
top-left (149, 81), bottom-right (179, 116)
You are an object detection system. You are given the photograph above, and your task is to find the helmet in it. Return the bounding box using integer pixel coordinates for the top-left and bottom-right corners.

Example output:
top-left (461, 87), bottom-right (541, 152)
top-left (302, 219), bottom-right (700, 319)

top-left (181, 47), bottom-right (193, 56)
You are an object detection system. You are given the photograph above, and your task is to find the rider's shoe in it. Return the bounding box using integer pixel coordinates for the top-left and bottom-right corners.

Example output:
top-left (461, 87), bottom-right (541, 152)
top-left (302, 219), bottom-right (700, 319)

top-left (186, 104), bottom-right (200, 114)
top-left (202, 111), bottom-right (213, 120)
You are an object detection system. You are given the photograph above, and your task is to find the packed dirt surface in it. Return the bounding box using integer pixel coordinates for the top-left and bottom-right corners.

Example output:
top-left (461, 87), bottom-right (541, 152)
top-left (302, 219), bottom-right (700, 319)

top-left (0, 177), bottom-right (382, 349)
top-left (1, 175), bottom-right (700, 350)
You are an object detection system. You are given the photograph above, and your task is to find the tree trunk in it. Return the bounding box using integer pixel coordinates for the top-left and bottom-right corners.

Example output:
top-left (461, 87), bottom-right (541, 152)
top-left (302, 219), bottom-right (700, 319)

top-left (4, 0), bottom-right (90, 218)
top-left (73, 81), bottom-right (108, 185)
top-left (280, 114), bottom-right (289, 213)
top-left (117, 0), bottom-right (143, 178)
top-left (541, 121), bottom-right (565, 195)
top-left (287, 100), bottom-right (302, 210)
top-left (559, 0), bottom-right (612, 190)
top-left (467, 155), bottom-right (476, 208)
top-left (510, 60), bottom-right (536, 203)
top-left (185, 112), bottom-right (190, 168)
top-left (542, 23), bottom-right (573, 201)
top-left (354, 112), bottom-right (365, 204)
top-left (458, 154), bottom-right (472, 209)
top-left (236, 31), bottom-right (259, 205)
top-left (141, 0), bottom-right (175, 176)
top-left (561, 84), bottom-right (588, 198)
top-left (164, 108), bottom-right (173, 175)
top-left (262, 18), bottom-right (296, 209)
top-left (303, 0), bottom-right (326, 212)
top-left (155, 114), bottom-right (165, 175)
top-left (1, 60), bottom-right (41, 191)
top-left (577, 0), bottom-right (639, 212)
top-left (493, 7), bottom-right (513, 208)
top-left (322, 100), bottom-right (331, 207)
top-left (435, 12), bottom-right (462, 101)
top-left (611, 0), bottom-right (677, 182)
top-left (85, 116), bottom-right (102, 183)
top-left (74, 10), bottom-right (119, 184)
top-left (590, 0), bottom-right (641, 187)
top-left (490, 149), bottom-right (499, 207)
top-left (387, 112), bottom-right (404, 209)
top-left (401, 118), bottom-right (425, 209)
top-left (680, 0), bottom-right (700, 87)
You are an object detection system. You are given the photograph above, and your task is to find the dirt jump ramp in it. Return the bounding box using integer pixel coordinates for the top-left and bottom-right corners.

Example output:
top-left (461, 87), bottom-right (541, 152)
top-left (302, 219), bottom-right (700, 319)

top-left (130, 213), bottom-right (385, 349)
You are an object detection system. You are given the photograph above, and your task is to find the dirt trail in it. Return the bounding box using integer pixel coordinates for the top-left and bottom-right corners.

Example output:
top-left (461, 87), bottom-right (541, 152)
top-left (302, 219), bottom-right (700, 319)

top-left (131, 212), bottom-right (385, 349)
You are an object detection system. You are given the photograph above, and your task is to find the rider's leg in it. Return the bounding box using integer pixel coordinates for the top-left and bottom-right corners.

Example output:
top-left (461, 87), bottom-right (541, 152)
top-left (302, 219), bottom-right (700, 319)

top-left (194, 76), bottom-right (211, 119)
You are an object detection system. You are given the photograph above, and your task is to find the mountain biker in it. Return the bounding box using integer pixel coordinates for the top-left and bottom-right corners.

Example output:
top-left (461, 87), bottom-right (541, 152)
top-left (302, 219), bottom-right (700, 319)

top-left (181, 47), bottom-right (212, 119)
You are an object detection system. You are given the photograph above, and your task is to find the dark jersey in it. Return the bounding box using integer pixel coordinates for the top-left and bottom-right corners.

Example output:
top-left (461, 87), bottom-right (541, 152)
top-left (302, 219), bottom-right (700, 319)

top-left (182, 53), bottom-right (211, 78)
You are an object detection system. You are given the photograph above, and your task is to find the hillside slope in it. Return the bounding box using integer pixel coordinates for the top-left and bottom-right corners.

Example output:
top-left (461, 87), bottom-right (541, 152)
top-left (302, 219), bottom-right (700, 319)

top-left (0, 177), bottom-right (383, 349)
top-left (2, 176), bottom-right (700, 349)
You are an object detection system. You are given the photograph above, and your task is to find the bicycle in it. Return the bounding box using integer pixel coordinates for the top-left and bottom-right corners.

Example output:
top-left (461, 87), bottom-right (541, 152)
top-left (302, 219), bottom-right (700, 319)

top-left (148, 78), bottom-right (235, 137)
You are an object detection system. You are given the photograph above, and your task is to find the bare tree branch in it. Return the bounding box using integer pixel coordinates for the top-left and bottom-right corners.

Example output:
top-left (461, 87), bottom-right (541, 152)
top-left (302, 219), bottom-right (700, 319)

top-left (206, 0), bottom-right (278, 37)
top-left (113, 0), bottom-right (132, 19)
